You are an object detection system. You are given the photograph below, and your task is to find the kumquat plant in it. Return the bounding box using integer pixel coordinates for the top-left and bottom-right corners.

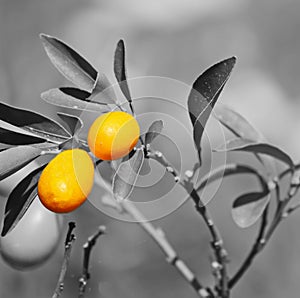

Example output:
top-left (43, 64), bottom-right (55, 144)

top-left (0, 34), bottom-right (299, 298)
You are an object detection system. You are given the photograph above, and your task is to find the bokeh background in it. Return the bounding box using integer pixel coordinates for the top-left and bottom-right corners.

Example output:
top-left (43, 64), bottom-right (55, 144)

top-left (1, 0), bottom-right (300, 297)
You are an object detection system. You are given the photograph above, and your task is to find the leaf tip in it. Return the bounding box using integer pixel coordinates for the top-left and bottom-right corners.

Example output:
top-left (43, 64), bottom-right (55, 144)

top-left (1, 220), bottom-right (10, 237)
top-left (39, 33), bottom-right (46, 39)
top-left (39, 33), bottom-right (52, 42)
top-left (117, 39), bottom-right (125, 47)
top-left (227, 56), bottom-right (237, 63)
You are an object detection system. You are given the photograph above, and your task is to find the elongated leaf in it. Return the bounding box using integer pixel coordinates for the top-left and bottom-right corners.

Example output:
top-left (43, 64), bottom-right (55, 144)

top-left (0, 102), bottom-right (70, 141)
top-left (0, 146), bottom-right (42, 181)
top-left (196, 163), bottom-right (264, 191)
top-left (57, 112), bottom-right (83, 136)
top-left (41, 88), bottom-right (110, 113)
top-left (114, 40), bottom-right (132, 109)
top-left (112, 149), bottom-right (144, 201)
top-left (214, 104), bottom-right (263, 141)
top-left (40, 34), bottom-right (98, 92)
top-left (188, 57), bottom-right (236, 164)
top-left (0, 127), bottom-right (46, 145)
top-left (214, 105), bottom-right (277, 175)
top-left (0, 143), bottom-right (13, 151)
top-left (232, 192), bottom-right (270, 228)
top-left (1, 165), bottom-right (46, 236)
top-left (59, 86), bottom-right (116, 106)
top-left (145, 120), bottom-right (164, 145)
top-left (59, 87), bottom-right (91, 100)
top-left (91, 73), bottom-right (119, 104)
top-left (215, 138), bottom-right (294, 168)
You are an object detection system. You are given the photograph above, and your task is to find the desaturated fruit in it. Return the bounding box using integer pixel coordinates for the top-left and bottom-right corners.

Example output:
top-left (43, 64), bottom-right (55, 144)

top-left (0, 197), bottom-right (63, 270)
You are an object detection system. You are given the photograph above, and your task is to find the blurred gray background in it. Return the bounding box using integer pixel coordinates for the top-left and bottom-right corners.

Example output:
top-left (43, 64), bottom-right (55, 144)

top-left (1, 0), bottom-right (300, 297)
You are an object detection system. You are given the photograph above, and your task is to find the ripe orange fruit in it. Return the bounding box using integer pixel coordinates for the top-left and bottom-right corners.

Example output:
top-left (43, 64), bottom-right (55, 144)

top-left (87, 111), bottom-right (140, 160)
top-left (0, 197), bottom-right (63, 270)
top-left (38, 149), bottom-right (94, 213)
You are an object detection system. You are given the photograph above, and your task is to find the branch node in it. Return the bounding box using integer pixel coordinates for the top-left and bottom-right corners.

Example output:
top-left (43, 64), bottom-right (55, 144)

top-left (211, 261), bottom-right (222, 270)
top-left (174, 176), bottom-right (180, 183)
top-left (259, 238), bottom-right (266, 246)
top-left (155, 151), bottom-right (162, 158)
top-left (185, 170), bottom-right (194, 179)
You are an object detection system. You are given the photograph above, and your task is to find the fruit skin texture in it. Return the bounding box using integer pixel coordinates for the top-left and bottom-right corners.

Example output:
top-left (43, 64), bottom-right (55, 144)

top-left (0, 197), bottom-right (63, 270)
top-left (38, 149), bottom-right (94, 213)
top-left (88, 111), bottom-right (140, 161)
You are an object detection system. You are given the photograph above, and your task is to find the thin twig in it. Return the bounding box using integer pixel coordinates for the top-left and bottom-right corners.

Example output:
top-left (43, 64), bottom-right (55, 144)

top-left (148, 150), bottom-right (228, 297)
top-left (191, 190), bottom-right (229, 298)
top-left (120, 200), bottom-right (214, 298)
top-left (78, 226), bottom-right (106, 298)
top-left (273, 178), bottom-right (280, 205)
top-left (147, 150), bottom-right (180, 182)
top-left (99, 189), bottom-right (213, 298)
top-left (52, 222), bottom-right (76, 298)
top-left (285, 203), bottom-right (300, 215)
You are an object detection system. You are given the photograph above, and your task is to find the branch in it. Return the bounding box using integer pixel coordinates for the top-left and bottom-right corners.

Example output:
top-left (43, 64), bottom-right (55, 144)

top-left (148, 150), bottom-right (228, 297)
top-left (78, 225), bottom-right (106, 298)
top-left (191, 190), bottom-right (229, 298)
top-left (284, 203), bottom-right (300, 215)
top-left (99, 188), bottom-right (213, 298)
top-left (52, 222), bottom-right (76, 298)
top-left (120, 200), bottom-right (214, 298)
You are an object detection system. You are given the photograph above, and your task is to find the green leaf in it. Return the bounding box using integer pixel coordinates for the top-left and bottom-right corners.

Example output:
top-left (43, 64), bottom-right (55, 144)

top-left (112, 149), bottom-right (144, 201)
top-left (40, 34), bottom-right (98, 92)
top-left (188, 57), bottom-right (236, 164)
top-left (41, 88), bottom-right (110, 113)
top-left (145, 120), bottom-right (164, 145)
top-left (0, 102), bottom-right (70, 141)
top-left (196, 163), bottom-right (264, 191)
top-left (114, 40), bottom-right (132, 110)
top-left (0, 127), bottom-right (46, 145)
top-left (1, 165), bottom-right (46, 236)
top-left (57, 112), bottom-right (83, 136)
top-left (0, 146), bottom-right (42, 181)
top-left (214, 104), bottom-right (263, 141)
top-left (215, 138), bottom-right (294, 168)
top-left (232, 192), bottom-right (270, 228)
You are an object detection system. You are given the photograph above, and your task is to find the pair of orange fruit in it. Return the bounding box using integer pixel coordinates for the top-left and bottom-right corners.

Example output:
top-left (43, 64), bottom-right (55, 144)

top-left (38, 111), bottom-right (140, 213)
